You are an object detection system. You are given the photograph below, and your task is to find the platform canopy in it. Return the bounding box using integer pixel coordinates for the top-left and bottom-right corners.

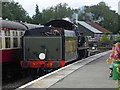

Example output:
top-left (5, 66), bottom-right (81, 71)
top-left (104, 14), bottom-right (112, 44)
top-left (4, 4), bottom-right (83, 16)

top-left (45, 20), bottom-right (76, 30)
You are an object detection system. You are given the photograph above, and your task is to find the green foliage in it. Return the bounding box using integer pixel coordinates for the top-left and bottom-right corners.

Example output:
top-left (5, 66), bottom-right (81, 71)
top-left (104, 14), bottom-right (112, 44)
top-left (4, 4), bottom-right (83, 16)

top-left (114, 36), bottom-right (120, 41)
top-left (40, 7), bottom-right (55, 24)
top-left (114, 30), bottom-right (120, 40)
top-left (2, 1), bottom-right (120, 33)
top-left (110, 34), bottom-right (113, 41)
top-left (2, 1), bottom-right (31, 23)
top-left (100, 33), bottom-right (109, 41)
top-left (32, 3), bottom-right (75, 24)
top-left (77, 2), bottom-right (119, 34)
top-left (32, 4), bottom-right (42, 24)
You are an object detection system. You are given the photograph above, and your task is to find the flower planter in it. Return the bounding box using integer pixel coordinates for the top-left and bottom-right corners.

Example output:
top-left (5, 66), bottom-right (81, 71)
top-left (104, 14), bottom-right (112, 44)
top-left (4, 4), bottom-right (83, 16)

top-left (113, 61), bottom-right (120, 80)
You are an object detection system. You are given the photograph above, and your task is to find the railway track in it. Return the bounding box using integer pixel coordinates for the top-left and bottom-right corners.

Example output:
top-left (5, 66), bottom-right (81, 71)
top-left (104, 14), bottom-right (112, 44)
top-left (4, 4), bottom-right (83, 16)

top-left (2, 69), bottom-right (53, 89)
top-left (2, 49), bottom-right (111, 89)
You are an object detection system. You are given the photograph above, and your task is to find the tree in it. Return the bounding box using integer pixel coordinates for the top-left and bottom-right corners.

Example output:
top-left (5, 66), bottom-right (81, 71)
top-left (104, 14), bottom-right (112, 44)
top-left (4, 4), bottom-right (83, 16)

top-left (40, 7), bottom-right (54, 24)
top-left (77, 2), bottom-right (119, 33)
top-left (2, 1), bottom-right (119, 33)
top-left (32, 4), bottom-right (42, 24)
top-left (32, 3), bottom-right (75, 25)
top-left (54, 3), bottom-right (74, 20)
top-left (101, 33), bottom-right (109, 41)
top-left (110, 34), bottom-right (113, 41)
top-left (2, 1), bottom-right (31, 23)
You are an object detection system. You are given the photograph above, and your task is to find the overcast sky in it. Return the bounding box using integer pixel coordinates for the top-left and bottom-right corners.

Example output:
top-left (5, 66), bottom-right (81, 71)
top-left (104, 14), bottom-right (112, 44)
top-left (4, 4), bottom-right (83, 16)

top-left (14, 0), bottom-right (120, 17)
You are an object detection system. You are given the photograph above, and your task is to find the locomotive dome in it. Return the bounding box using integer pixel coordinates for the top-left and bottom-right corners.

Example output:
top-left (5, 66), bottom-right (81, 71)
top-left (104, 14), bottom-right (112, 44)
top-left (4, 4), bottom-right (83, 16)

top-left (0, 19), bottom-right (27, 30)
top-left (45, 20), bottom-right (76, 30)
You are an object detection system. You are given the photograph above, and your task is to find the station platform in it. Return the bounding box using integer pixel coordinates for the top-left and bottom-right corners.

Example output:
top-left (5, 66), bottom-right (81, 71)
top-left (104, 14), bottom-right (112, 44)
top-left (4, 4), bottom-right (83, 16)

top-left (49, 53), bottom-right (117, 88)
top-left (17, 50), bottom-right (118, 90)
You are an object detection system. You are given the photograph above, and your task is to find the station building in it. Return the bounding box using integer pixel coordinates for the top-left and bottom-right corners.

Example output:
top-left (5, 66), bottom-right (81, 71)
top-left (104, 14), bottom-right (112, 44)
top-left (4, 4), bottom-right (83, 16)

top-left (77, 21), bottom-right (112, 41)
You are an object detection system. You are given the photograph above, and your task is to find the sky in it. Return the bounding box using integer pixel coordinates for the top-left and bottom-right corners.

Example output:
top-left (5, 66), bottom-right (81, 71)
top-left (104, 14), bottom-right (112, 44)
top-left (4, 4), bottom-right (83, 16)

top-left (13, 0), bottom-right (120, 17)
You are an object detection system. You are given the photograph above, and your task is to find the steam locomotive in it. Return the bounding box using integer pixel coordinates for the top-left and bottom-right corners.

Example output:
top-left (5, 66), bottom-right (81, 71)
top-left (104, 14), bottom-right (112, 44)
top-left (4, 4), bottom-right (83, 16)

top-left (20, 20), bottom-right (89, 76)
